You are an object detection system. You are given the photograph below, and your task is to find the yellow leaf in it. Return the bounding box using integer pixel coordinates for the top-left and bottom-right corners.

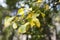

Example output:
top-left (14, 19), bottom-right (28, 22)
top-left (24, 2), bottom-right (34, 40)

top-left (26, 11), bottom-right (40, 27)
top-left (4, 16), bottom-right (15, 27)
top-left (26, 11), bottom-right (39, 19)
top-left (33, 18), bottom-right (40, 27)
top-left (32, 13), bottom-right (40, 18)
top-left (29, 18), bottom-right (40, 27)
top-left (30, 20), bottom-right (35, 27)
top-left (26, 12), bottom-right (34, 19)
top-left (35, 20), bottom-right (40, 27)
top-left (41, 13), bottom-right (45, 18)
top-left (18, 22), bottom-right (29, 33)
top-left (13, 22), bottom-right (17, 29)
top-left (45, 4), bottom-right (49, 10)
top-left (4, 17), bottom-right (10, 27)
top-left (24, 22), bottom-right (29, 26)
top-left (37, 0), bottom-right (43, 3)
top-left (17, 8), bottom-right (24, 15)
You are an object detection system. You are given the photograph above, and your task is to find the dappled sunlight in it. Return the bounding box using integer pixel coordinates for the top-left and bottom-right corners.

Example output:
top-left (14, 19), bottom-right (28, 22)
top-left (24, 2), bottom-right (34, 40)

top-left (0, 0), bottom-right (60, 40)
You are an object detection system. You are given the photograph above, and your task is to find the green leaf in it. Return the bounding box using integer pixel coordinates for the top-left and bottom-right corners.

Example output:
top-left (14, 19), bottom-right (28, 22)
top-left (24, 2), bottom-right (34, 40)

top-left (17, 8), bottom-right (24, 15)
top-left (12, 22), bottom-right (17, 29)
top-left (4, 16), bottom-right (15, 28)
top-left (37, 0), bottom-right (43, 3)
top-left (33, 18), bottom-right (40, 27)
top-left (18, 22), bottom-right (29, 33)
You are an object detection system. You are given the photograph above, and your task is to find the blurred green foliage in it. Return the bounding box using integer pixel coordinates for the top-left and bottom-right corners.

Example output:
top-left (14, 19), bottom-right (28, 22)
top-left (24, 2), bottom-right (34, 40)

top-left (0, 0), bottom-right (60, 40)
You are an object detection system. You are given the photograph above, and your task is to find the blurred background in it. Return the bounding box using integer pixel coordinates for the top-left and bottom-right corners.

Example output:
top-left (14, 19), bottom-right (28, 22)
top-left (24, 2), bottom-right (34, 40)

top-left (0, 0), bottom-right (60, 40)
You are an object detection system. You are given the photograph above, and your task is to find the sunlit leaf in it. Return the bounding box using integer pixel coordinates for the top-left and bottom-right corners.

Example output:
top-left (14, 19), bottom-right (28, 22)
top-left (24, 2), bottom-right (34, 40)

top-left (37, 0), bottom-right (43, 3)
top-left (29, 8), bottom-right (32, 11)
top-left (26, 11), bottom-right (40, 19)
top-left (30, 20), bottom-right (35, 27)
top-left (29, 17), bottom-right (40, 28)
top-left (33, 18), bottom-right (40, 27)
top-left (4, 16), bottom-right (15, 27)
top-left (17, 8), bottom-right (24, 15)
top-left (21, 3), bottom-right (25, 7)
top-left (26, 11), bottom-right (40, 27)
top-left (12, 22), bottom-right (17, 29)
top-left (32, 13), bottom-right (40, 18)
top-left (18, 22), bottom-right (29, 33)
top-left (26, 12), bottom-right (34, 19)
top-left (4, 17), bottom-right (10, 28)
